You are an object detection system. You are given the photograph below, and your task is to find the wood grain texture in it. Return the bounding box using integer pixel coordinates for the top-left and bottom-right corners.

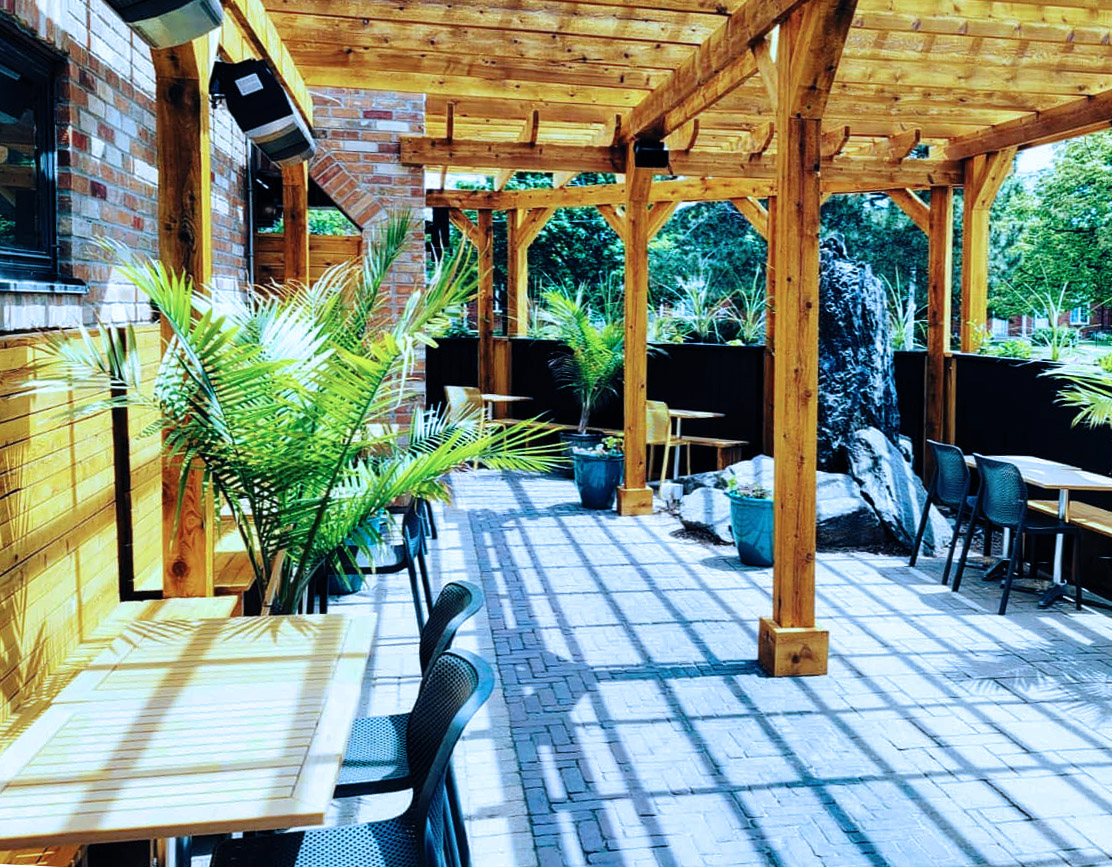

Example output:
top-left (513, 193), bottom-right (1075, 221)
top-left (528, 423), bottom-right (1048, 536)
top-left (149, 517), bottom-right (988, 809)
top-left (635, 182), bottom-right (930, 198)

top-left (959, 149), bottom-right (1014, 352)
top-left (477, 210), bottom-right (496, 394)
top-left (282, 163), bottom-right (311, 285)
top-left (926, 186), bottom-right (953, 453)
top-left (254, 235), bottom-right (362, 285)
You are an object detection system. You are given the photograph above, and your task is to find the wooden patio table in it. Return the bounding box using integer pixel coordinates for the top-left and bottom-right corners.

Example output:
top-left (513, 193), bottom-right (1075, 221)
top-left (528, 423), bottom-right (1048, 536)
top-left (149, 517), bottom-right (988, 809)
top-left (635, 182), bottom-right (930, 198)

top-left (0, 614), bottom-right (375, 854)
top-left (668, 408), bottom-right (725, 477)
top-left (966, 455), bottom-right (1112, 605)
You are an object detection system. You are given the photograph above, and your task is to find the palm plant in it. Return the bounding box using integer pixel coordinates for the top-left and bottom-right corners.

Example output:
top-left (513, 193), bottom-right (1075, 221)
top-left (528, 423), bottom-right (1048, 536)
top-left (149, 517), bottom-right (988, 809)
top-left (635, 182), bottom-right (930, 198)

top-left (670, 266), bottom-right (735, 344)
top-left (1052, 365), bottom-right (1112, 430)
top-left (34, 214), bottom-right (556, 614)
top-left (535, 287), bottom-right (624, 432)
top-left (727, 265), bottom-right (767, 346)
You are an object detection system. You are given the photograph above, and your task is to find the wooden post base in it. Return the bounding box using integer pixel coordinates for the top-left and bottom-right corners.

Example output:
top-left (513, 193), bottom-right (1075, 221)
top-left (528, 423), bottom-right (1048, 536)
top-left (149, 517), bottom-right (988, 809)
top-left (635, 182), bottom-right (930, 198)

top-left (617, 486), bottom-right (653, 516)
top-left (757, 617), bottom-right (828, 677)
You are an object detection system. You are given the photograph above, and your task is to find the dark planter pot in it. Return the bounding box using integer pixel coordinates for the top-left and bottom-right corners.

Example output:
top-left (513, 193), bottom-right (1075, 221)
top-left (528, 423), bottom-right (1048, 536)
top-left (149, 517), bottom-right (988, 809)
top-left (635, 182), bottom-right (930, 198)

top-left (573, 453), bottom-right (624, 510)
top-left (559, 430), bottom-right (604, 478)
top-left (727, 492), bottom-right (774, 567)
top-left (326, 514), bottom-right (387, 595)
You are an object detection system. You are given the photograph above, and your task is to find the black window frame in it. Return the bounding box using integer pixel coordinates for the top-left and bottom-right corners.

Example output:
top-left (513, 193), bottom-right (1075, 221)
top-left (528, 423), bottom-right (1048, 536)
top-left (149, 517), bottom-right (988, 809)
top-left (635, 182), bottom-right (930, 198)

top-left (0, 25), bottom-right (59, 281)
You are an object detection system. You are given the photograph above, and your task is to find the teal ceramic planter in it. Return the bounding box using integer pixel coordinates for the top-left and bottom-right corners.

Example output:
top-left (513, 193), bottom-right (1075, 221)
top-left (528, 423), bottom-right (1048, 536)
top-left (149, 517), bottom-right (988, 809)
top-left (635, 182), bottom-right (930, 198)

top-left (727, 492), bottom-right (774, 567)
top-left (327, 513), bottom-right (388, 595)
top-left (573, 453), bottom-right (624, 510)
top-left (559, 431), bottom-right (604, 478)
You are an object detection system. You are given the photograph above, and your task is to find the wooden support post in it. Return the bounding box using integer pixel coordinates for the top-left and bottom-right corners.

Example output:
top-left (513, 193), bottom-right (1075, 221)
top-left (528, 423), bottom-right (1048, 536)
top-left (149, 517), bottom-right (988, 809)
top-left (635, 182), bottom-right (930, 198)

top-left (618, 140), bottom-right (653, 517)
top-left (282, 162), bottom-right (310, 284)
top-left (926, 187), bottom-right (954, 456)
top-left (476, 209), bottom-right (495, 394)
top-left (506, 209), bottom-right (529, 338)
top-left (153, 37), bottom-right (215, 598)
top-left (760, 0), bottom-right (856, 678)
top-left (763, 196), bottom-right (776, 457)
top-left (960, 148), bottom-right (1016, 352)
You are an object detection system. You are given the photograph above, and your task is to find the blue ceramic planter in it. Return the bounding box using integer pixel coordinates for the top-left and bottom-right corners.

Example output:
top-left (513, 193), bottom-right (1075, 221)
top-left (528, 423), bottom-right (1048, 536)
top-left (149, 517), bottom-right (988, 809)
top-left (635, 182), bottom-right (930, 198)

top-left (727, 492), bottom-right (774, 567)
top-left (573, 453), bottom-right (624, 510)
top-left (559, 431), bottom-right (604, 478)
top-left (326, 513), bottom-right (388, 595)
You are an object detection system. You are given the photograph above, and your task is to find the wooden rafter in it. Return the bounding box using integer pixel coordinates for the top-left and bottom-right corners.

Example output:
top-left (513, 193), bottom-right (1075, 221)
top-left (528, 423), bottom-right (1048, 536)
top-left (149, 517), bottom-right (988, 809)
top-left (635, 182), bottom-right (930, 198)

top-left (820, 125), bottom-right (850, 160)
top-left (495, 108), bottom-right (541, 191)
top-left (860, 129), bottom-right (922, 163)
top-left (737, 122), bottom-right (774, 161)
top-left (886, 189), bottom-right (930, 234)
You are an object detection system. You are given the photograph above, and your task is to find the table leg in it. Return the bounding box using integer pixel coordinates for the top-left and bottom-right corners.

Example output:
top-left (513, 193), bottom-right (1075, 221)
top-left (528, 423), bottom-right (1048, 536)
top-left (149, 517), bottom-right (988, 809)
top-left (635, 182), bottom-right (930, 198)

top-left (154, 836), bottom-right (192, 867)
top-left (1039, 489), bottom-right (1071, 608)
top-left (672, 418), bottom-right (682, 478)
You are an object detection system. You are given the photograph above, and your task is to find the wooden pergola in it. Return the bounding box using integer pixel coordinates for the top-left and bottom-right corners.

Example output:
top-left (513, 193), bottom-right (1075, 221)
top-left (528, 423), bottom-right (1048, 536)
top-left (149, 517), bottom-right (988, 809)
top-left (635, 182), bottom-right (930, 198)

top-left (158, 0), bottom-right (1112, 676)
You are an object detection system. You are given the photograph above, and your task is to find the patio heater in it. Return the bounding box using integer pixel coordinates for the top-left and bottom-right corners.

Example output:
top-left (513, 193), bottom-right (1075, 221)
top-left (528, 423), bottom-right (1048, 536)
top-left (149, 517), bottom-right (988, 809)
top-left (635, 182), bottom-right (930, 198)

top-left (104, 0), bottom-right (223, 49)
top-left (632, 138), bottom-right (669, 170)
top-left (211, 60), bottom-right (316, 167)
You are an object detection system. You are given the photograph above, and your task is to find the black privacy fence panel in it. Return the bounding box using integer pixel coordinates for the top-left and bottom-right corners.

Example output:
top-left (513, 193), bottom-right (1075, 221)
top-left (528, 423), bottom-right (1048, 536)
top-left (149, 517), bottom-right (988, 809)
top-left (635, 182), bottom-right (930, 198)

top-left (426, 338), bottom-right (765, 473)
top-left (894, 351), bottom-right (926, 474)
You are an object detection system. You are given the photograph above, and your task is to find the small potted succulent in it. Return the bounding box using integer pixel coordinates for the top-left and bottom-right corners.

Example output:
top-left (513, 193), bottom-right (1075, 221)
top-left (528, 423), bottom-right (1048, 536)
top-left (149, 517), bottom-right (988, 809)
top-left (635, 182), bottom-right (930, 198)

top-left (724, 478), bottom-right (774, 567)
top-left (572, 436), bottom-right (624, 510)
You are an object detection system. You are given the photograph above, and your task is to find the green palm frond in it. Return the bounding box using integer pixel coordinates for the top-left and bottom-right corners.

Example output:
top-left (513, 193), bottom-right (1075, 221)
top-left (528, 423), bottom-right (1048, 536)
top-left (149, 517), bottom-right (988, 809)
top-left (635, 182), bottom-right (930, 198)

top-left (1051, 366), bottom-right (1112, 429)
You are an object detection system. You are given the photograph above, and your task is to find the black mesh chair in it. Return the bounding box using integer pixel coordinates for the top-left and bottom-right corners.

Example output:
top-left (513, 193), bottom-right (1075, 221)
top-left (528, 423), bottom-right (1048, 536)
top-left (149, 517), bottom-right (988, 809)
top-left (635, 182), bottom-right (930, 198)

top-left (952, 455), bottom-right (1081, 615)
top-left (909, 440), bottom-right (978, 586)
top-left (210, 649), bottom-right (494, 867)
top-left (335, 582), bottom-right (484, 867)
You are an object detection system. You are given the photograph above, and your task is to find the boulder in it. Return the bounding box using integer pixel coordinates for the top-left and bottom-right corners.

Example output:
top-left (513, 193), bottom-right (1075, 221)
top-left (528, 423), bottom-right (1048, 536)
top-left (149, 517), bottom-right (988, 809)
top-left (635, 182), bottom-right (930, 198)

top-left (678, 470), bottom-right (728, 496)
top-left (818, 237), bottom-right (902, 471)
top-left (816, 472), bottom-right (886, 549)
top-left (847, 427), bottom-right (952, 554)
top-left (719, 454), bottom-right (776, 492)
top-left (679, 486), bottom-right (733, 543)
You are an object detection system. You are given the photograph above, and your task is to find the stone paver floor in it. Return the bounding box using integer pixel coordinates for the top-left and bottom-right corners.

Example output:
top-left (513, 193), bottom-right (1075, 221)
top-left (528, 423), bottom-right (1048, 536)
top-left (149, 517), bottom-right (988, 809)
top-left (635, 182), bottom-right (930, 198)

top-left (282, 470), bottom-right (1112, 867)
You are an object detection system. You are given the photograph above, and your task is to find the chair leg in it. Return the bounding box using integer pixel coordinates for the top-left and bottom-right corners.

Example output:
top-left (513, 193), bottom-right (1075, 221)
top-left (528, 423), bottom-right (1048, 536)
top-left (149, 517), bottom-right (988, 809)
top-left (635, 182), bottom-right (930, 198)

top-left (909, 486), bottom-right (935, 567)
top-left (407, 559), bottom-right (426, 630)
top-left (999, 528), bottom-right (1023, 615)
top-left (951, 504), bottom-right (982, 592)
top-left (1074, 534), bottom-right (1083, 610)
top-left (445, 766), bottom-right (471, 867)
top-left (418, 551), bottom-right (435, 615)
top-left (941, 500), bottom-right (966, 586)
top-left (661, 440), bottom-right (671, 484)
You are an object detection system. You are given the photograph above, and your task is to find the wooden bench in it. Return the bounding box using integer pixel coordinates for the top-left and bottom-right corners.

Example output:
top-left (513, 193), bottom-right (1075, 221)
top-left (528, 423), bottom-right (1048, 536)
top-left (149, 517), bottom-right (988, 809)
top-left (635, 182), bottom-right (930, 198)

top-left (1028, 500), bottom-right (1112, 537)
top-left (676, 436), bottom-right (748, 472)
top-left (0, 596), bottom-right (237, 865)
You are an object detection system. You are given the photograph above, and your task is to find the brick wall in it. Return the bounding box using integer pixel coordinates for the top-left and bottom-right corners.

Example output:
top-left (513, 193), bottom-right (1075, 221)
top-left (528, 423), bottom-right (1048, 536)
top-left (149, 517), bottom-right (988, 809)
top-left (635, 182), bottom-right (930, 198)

top-left (310, 88), bottom-right (427, 423)
top-left (0, 0), bottom-right (248, 333)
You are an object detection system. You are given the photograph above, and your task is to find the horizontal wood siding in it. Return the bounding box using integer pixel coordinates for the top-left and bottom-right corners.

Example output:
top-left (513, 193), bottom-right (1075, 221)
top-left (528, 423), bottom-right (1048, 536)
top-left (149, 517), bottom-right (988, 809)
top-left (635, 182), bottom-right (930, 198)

top-left (0, 325), bottom-right (163, 726)
top-left (254, 234), bottom-right (363, 285)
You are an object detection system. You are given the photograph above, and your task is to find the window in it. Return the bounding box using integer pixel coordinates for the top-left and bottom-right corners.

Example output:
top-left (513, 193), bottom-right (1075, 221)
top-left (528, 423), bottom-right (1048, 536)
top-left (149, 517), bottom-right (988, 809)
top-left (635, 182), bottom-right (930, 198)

top-left (1070, 306), bottom-right (1088, 326)
top-left (0, 29), bottom-right (57, 279)
top-left (991, 318), bottom-right (1009, 338)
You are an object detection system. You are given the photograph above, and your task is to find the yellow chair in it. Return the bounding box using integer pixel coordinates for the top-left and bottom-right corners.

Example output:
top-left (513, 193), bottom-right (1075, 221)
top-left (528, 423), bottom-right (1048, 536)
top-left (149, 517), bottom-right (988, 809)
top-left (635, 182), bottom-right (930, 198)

top-left (444, 385), bottom-right (483, 423)
top-left (646, 400), bottom-right (674, 483)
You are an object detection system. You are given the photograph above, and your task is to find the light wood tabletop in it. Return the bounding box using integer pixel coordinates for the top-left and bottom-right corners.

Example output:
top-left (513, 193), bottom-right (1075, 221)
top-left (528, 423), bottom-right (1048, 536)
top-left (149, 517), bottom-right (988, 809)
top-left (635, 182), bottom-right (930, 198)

top-left (668, 408), bottom-right (724, 421)
top-left (0, 614), bottom-right (375, 849)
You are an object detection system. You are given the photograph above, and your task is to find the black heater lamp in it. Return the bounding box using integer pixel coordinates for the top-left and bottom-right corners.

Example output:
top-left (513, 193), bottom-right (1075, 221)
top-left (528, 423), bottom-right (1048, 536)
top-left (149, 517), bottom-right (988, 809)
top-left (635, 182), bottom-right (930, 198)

top-left (632, 138), bottom-right (670, 170)
top-left (106, 0), bottom-right (223, 49)
top-left (212, 60), bottom-right (316, 167)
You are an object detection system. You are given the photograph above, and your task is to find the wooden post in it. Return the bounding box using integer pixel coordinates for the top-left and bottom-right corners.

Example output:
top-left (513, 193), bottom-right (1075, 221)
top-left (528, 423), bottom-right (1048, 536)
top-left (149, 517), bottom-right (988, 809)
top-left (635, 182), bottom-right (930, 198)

top-left (960, 148), bottom-right (1016, 352)
top-left (153, 37), bottom-right (215, 598)
top-left (506, 209), bottom-right (529, 337)
top-left (926, 186), bottom-right (954, 454)
top-left (282, 162), bottom-right (310, 284)
top-left (617, 140), bottom-right (653, 517)
top-left (759, 0), bottom-right (856, 677)
top-left (763, 195), bottom-right (777, 457)
top-left (476, 209), bottom-right (495, 394)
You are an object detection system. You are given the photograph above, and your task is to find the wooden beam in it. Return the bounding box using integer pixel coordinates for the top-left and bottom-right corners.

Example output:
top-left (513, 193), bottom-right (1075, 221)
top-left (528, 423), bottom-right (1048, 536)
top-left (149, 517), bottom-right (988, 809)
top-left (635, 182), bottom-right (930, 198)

top-left (518, 207), bottom-right (555, 247)
top-left (731, 197), bottom-right (769, 241)
top-left (886, 188), bottom-right (930, 234)
top-left (618, 140), bottom-right (654, 517)
top-left (626, 0), bottom-right (807, 140)
top-left (860, 129), bottom-right (922, 164)
top-left (506, 206), bottom-right (554, 336)
top-left (282, 163), bottom-right (310, 284)
top-left (447, 208), bottom-right (482, 248)
top-left (596, 204), bottom-right (628, 243)
top-left (820, 124), bottom-right (850, 160)
top-left (476, 210), bottom-right (495, 393)
top-left (960, 148), bottom-right (1015, 352)
top-left (752, 35), bottom-right (778, 114)
top-left (926, 186), bottom-right (954, 453)
top-left (152, 37), bottom-right (216, 599)
top-left (647, 201), bottom-right (679, 240)
top-left (736, 122), bottom-right (775, 161)
top-left (946, 89), bottom-right (1112, 161)
top-left (495, 108), bottom-right (540, 191)
top-left (763, 195), bottom-right (776, 457)
top-left (401, 138), bottom-right (622, 174)
top-left (223, 0), bottom-right (313, 127)
top-left (787, 0), bottom-right (858, 119)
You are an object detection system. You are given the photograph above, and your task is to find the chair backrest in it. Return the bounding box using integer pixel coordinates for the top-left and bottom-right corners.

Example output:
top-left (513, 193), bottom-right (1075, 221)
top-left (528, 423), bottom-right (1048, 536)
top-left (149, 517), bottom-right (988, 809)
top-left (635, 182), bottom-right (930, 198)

top-left (419, 581), bottom-right (485, 673)
top-left (444, 386), bottom-right (482, 423)
top-left (927, 439), bottom-right (970, 509)
top-left (401, 501), bottom-right (426, 563)
top-left (406, 650), bottom-right (494, 866)
top-left (646, 400), bottom-right (670, 446)
top-left (973, 454), bottom-right (1029, 529)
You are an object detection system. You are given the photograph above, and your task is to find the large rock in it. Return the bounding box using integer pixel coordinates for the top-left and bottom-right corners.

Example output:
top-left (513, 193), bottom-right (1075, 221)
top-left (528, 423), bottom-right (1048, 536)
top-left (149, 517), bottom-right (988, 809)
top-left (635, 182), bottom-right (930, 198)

top-left (818, 237), bottom-right (902, 471)
top-left (847, 427), bottom-right (952, 554)
top-left (677, 455), bottom-right (886, 549)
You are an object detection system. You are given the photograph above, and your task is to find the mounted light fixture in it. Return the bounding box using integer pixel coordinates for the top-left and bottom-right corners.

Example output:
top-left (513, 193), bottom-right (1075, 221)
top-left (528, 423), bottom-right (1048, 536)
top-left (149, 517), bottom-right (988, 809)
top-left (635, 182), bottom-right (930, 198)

top-left (105, 0), bottom-right (223, 49)
top-left (212, 60), bottom-right (316, 167)
top-left (632, 138), bottom-right (669, 170)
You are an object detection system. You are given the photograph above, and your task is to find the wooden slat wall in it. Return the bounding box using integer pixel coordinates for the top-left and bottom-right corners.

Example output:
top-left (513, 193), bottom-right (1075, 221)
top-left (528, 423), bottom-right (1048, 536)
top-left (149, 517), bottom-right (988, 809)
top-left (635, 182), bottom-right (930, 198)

top-left (130, 327), bottom-right (165, 595)
top-left (0, 324), bottom-right (163, 726)
top-left (254, 234), bottom-right (362, 285)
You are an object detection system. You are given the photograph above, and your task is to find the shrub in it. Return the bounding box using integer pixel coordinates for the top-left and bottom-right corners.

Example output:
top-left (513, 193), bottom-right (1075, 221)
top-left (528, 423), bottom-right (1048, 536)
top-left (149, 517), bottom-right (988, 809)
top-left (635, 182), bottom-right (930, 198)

top-left (1098, 352), bottom-right (1112, 373)
top-left (985, 339), bottom-right (1033, 359)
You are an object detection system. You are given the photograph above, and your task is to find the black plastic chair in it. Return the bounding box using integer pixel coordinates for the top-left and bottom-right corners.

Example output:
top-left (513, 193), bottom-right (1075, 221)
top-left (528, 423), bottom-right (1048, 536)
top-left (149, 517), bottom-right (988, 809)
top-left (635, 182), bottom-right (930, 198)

top-left (334, 582), bottom-right (484, 866)
top-left (952, 455), bottom-right (1081, 615)
top-left (210, 649), bottom-right (494, 867)
top-left (909, 440), bottom-right (979, 586)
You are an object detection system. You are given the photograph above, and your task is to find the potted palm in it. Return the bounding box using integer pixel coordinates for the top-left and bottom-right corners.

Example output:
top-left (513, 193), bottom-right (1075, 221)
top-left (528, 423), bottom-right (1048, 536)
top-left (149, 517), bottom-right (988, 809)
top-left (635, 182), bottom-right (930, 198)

top-left (725, 478), bottom-right (774, 567)
top-left (535, 288), bottom-right (624, 473)
top-left (35, 214), bottom-right (556, 614)
top-left (572, 435), bottom-right (624, 510)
